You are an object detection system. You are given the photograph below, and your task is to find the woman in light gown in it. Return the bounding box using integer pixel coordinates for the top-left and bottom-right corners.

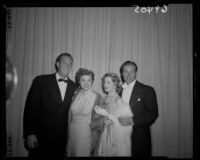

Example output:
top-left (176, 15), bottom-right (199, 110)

top-left (91, 73), bottom-right (133, 157)
top-left (66, 68), bottom-right (101, 157)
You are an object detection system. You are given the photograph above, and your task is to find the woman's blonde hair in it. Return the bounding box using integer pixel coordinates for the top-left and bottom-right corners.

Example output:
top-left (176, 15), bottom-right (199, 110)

top-left (101, 72), bottom-right (122, 94)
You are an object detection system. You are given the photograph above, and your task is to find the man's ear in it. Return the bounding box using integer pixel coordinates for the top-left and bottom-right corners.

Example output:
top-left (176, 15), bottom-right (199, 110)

top-left (56, 62), bottom-right (59, 69)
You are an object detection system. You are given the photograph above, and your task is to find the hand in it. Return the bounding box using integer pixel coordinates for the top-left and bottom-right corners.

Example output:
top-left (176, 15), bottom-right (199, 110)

top-left (104, 118), bottom-right (112, 127)
top-left (26, 135), bottom-right (38, 149)
top-left (94, 106), bottom-right (108, 117)
top-left (118, 116), bottom-right (133, 126)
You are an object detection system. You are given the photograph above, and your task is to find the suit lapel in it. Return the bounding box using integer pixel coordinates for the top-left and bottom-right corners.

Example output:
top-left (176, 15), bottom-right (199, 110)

top-left (129, 81), bottom-right (140, 107)
top-left (49, 74), bottom-right (63, 102)
top-left (48, 74), bottom-right (75, 104)
top-left (63, 80), bottom-right (74, 103)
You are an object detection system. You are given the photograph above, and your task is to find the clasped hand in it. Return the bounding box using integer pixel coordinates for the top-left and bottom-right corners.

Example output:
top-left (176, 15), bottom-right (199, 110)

top-left (94, 106), bottom-right (133, 126)
top-left (118, 116), bottom-right (133, 126)
top-left (26, 134), bottom-right (38, 149)
top-left (94, 105), bottom-right (108, 117)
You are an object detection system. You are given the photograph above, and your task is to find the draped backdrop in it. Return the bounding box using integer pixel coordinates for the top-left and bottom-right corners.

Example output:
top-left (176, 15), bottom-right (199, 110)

top-left (6, 5), bottom-right (193, 158)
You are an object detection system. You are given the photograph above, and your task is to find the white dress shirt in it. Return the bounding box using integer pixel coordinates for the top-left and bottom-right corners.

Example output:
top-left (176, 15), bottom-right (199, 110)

top-left (56, 73), bottom-right (68, 101)
top-left (122, 80), bottom-right (136, 104)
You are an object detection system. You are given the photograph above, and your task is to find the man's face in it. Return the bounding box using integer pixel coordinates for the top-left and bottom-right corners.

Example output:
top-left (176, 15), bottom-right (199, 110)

top-left (122, 64), bottom-right (137, 85)
top-left (57, 56), bottom-right (72, 77)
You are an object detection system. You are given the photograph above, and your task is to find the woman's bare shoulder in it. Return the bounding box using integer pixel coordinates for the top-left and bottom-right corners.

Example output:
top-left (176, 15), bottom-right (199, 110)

top-left (116, 97), bottom-right (126, 107)
top-left (117, 98), bottom-right (131, 109)
top-left (116, 98), bottom-right (133, 116)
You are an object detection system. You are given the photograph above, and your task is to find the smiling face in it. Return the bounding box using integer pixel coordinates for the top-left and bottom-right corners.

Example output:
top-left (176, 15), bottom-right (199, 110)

top-left (103, 76), bottom-right (116, 93)
top-left (56, 55), bottom-right (73, 78)
top-left (122, 64), bottom-right (137, 85)
top-left (79, 75), bottom-right (93, 91)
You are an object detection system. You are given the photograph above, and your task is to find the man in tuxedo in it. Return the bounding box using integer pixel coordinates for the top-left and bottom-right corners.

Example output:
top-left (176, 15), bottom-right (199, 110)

top-left (118, 61), bottom-right (158, 158)
top-left (23, 53), bottom-right (77, 157)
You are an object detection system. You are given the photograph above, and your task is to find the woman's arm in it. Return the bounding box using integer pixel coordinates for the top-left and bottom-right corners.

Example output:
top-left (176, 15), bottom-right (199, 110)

top-left (94, 106), bottom-right (118, 124)
top-left (117, 99), bottom-right (134, 126)
top-left (68, 109), bottom-right (72, 123)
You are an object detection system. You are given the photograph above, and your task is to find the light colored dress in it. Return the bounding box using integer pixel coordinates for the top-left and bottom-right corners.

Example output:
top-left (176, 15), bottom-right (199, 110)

top-left (97, 95), bottom-right (133, 157)
top-left (67, 89), bottom-right (96, 157)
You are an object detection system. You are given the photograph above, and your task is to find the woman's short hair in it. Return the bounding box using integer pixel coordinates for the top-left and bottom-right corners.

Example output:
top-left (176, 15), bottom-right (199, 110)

top-left (75, 68), bottom-right (95, 85)
top-left (101, 72), bottom-right (122, 94)
top-left (54, 53), bottom-right (73, 71)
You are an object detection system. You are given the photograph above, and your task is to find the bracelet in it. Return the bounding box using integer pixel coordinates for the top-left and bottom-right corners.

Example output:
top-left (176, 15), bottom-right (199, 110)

top-left (107, 113), bottom-right (110, 119)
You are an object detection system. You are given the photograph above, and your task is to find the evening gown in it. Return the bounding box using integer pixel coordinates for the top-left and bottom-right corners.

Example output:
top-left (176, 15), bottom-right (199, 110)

top-left (67, 89), bottom-right (97, 157)
top-left (97, 95), bottom-right (133, 156)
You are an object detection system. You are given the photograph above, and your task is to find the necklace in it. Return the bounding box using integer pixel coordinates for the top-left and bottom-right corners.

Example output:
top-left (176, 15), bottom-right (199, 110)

top-left (104, 93), bottom-right (119, 114)
top-left (105, 93), bottom-right (119, 104)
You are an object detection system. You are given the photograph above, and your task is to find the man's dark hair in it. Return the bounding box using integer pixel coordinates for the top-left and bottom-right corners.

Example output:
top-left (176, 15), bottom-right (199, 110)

top-left (120, 61), bottom-right (138, 83)
top-left (54, 53), bottom-right (73, 71)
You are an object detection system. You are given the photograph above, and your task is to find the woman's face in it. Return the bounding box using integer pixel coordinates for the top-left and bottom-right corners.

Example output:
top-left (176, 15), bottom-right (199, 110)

top-left (103, 77), bottom-right (116, 93)
top-left (79, 75), bottom-right (93, 91)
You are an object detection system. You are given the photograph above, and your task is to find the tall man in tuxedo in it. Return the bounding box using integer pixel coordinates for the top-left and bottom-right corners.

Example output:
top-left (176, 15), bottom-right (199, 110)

top-left (118, 61), bottom-right (158, 158)
top-left (23, 53), bottom-right (77, 157)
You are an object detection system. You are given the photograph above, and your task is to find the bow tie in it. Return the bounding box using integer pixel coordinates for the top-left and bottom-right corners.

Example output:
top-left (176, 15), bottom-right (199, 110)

top-left (122, 83), bottom-right (131, 89)
top-left (58, 78), bottom-right (68, 83)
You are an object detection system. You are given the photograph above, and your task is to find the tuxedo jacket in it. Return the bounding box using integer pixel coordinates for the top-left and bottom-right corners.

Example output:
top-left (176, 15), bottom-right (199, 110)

top-left (23, 73), bottom-right (77, 150)
top-left (123, 80), bottom-right (158, 157)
